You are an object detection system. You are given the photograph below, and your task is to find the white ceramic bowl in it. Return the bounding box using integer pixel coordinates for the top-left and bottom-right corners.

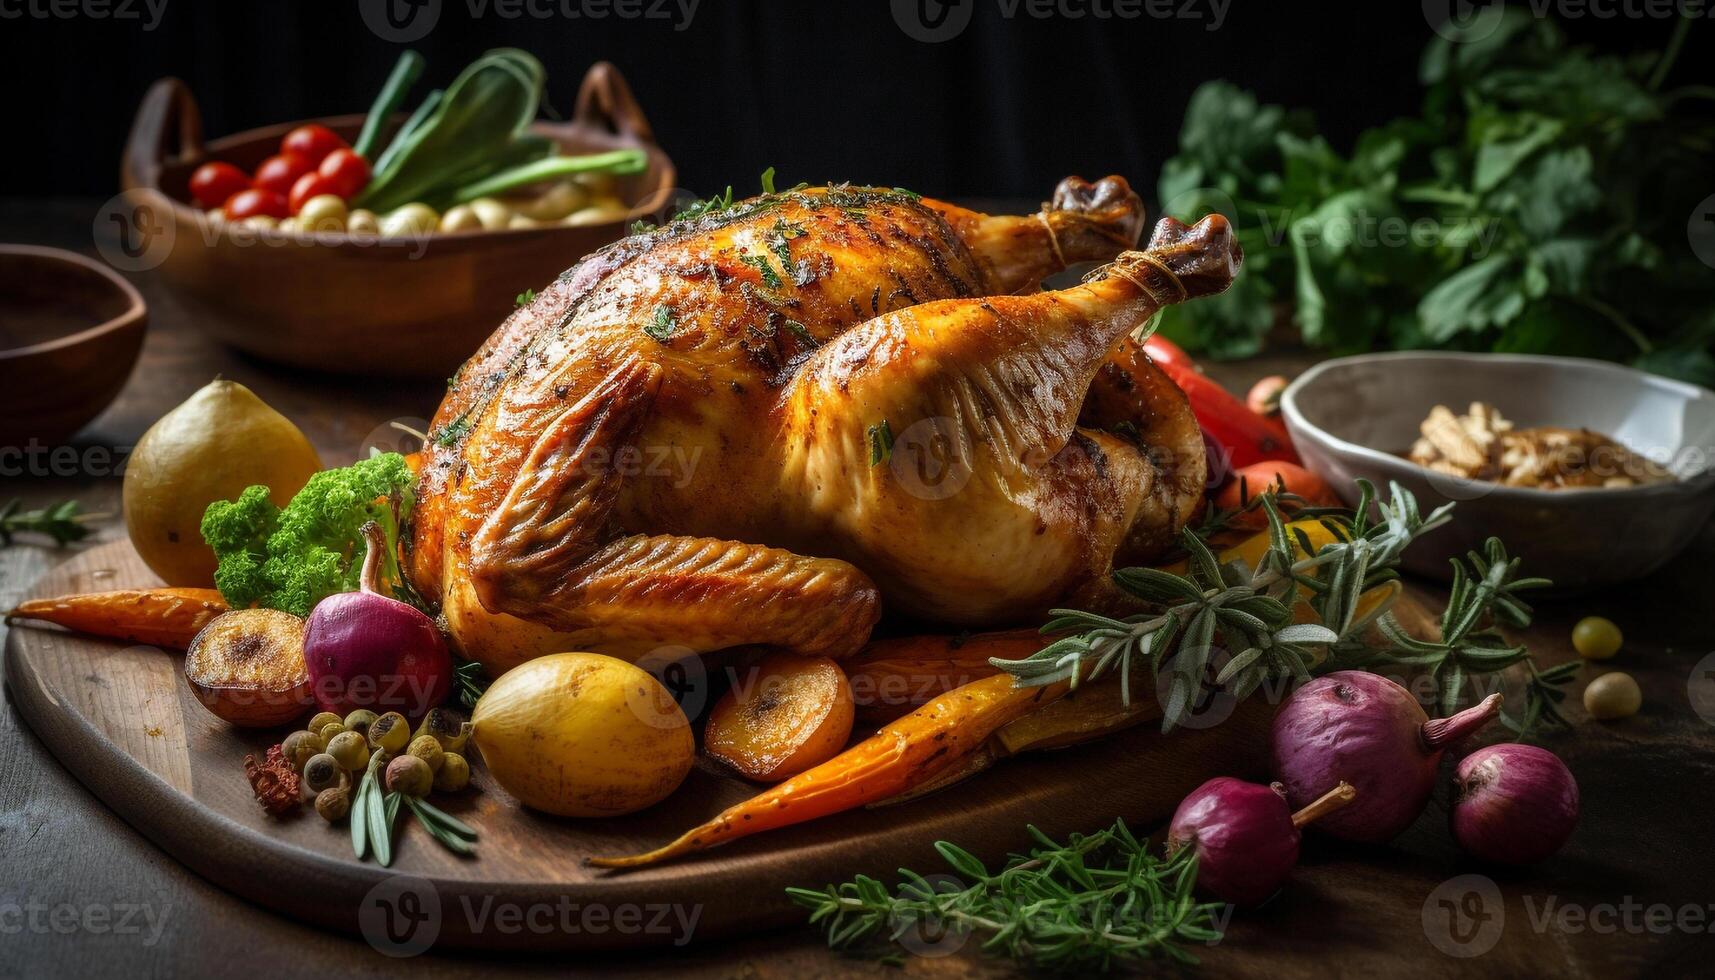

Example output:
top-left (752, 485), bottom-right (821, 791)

top-left (1281, 351), bottom-right (1715, 588)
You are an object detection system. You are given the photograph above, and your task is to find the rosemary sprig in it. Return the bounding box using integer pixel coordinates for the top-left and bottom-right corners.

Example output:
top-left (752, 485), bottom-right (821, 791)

top-left (789, 819), bottom-right (1223, 971)
top-left (995, 481), bottom-right (1453, 732)
top-left (453, 657), bottom-right (489, 711)
top-left (0, 498), bottom-right (100, 547)
top-left (405, 796), bottom-right (477, 856)
top-left (1365, 538), bottom-right (1567, 730)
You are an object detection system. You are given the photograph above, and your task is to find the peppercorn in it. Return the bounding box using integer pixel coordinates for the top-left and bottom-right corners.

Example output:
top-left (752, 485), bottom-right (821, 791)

top-left (307, 711), bottom-right (343, 733)
top-left (369, 712), bottom-right (410, 753)
top-left (281, 730), bottom-right (324, 773)
top-left (303, 753), bottom-right (346, 795)
top-left (407, 734), bottom-right (445, 773)
top-left (386, 754), bottom-right (434, 797)
top-left (326, 731), bottom-right (371, 771)
top-left (343, 709), bottom-right (379, 741)
top-left (434, 752), bottom-right (471, 793)
top-left (315, 786), bottom-right (351, 822)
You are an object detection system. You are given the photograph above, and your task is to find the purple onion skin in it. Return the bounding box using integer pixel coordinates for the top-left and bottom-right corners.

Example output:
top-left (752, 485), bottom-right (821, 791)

top-left (304, 590), bottom-right (450, 717)
top-left (1270, 671), bottom-right (1499, 843)
top-left (1452, 744), bottom-right (1579, 864)
top-left (1167, 777), bottom-right (1300, 906)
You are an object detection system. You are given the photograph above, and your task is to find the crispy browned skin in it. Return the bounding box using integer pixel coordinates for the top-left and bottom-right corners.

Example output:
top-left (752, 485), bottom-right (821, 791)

top-left (410, 178), bottom-right (1237, 672)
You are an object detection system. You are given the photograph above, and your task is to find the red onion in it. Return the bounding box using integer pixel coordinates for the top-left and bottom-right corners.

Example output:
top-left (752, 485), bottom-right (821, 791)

top-left (304, 522), bottom-right (450, 716)
top-left (1166, 776), bottom-right (1356, 906)
top-left (1270, 671), bottom-right (1501, 843)
top-left (1451, 743), bottom-right (1579, 864)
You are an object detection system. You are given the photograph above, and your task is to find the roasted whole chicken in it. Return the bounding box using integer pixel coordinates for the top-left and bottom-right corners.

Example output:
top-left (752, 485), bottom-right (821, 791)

top-left (409, 177), bottom-right (1240, 673)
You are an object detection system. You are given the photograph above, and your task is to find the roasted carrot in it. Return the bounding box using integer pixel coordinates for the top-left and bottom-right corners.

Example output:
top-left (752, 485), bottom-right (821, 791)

top-left (8, 588), bottom-right (229, 649)
top-left (587, 672), bottom-right (1071, 869)
top-left (844, 628), bottom-right (1039, 721)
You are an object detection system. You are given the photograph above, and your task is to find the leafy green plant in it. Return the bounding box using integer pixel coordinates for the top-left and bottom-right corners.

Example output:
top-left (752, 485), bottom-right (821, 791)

top-left (1156, 12), bottom-right (1714, 386)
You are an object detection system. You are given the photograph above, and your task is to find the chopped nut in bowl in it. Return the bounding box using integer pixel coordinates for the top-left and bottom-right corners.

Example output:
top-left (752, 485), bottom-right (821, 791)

top-left (1281, 352), bottom-right (1715, 589)
top-left (1408, 402), bottom-right (1674, 490)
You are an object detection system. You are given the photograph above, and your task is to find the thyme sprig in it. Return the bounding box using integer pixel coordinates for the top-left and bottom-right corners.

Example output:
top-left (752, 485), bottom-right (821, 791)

top-left (788, 819), bottom-right (1224, 971)
top-left (995, 481), bottom-right (1452, 732)
top-left (0, 498), bottom-right (100, 547)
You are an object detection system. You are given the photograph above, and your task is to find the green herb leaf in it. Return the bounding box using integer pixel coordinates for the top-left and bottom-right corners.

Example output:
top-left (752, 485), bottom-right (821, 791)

top-left (867, 421), bottom-right (894, 466)
top-left (644, 304), bottom-right (679, 343)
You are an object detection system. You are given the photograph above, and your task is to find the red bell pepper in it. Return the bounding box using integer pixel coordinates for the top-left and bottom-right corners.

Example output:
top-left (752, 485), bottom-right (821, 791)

top-left (1144, 336), bottom-right (1298, 472)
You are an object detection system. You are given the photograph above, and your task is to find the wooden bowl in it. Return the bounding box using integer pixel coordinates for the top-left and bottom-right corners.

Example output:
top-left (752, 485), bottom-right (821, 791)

top-left (0, 245), bottom-right (147, 446)
top-left (118, 63), bottom-right (675, 378)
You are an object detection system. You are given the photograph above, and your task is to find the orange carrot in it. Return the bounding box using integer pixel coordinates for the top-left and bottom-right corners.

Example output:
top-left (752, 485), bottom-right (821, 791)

top-left (8, 588), bottom-right (229, 649)
top-left (588, 673), bottom-right (1070, 869)
top-left (844, 629), bottom-right (1040, 721)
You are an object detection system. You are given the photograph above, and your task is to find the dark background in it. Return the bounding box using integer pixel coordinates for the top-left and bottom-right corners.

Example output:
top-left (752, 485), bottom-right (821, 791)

top-left (0, 0), bottom-right (1706, 204)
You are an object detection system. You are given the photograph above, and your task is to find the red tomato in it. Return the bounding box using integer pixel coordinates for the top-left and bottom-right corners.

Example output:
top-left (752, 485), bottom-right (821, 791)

top-left (317, 148), bottom-right (371, 199)
top-left (253, 153), bottom-right (312, 197)
top-left (188, 162), bottom-right (251, 209)
top-left (280, 124), bottom-right (347, 166)
top-left (288, 172), bottom-right (342, 214)
top-left (224, 188), bottom-right (290, 221)
top-left (1215, 461), bottom-right (1338, 529)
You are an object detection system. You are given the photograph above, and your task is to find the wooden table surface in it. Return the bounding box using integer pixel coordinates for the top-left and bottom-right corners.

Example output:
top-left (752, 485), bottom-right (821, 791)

top-left (3, 199), bottom-right (1713, 978)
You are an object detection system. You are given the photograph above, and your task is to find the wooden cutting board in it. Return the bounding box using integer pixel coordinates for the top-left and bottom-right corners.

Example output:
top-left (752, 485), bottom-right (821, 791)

top-left (5, 540), bottom-right (1287, 952)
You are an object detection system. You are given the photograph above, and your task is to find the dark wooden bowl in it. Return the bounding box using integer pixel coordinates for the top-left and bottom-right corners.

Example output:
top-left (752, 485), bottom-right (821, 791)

top-left (118, 63), bottom-right (675, 378)
top-left (0, 245), bottom-right (147, 446)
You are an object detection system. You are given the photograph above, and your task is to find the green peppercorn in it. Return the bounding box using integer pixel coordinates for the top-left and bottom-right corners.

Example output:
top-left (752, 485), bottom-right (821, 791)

top-left (386, 754), bottom-right (433, 797)
top-left (326, 731), bottom-right (371, 771)
top-left (343, 709), bottom-right (379, 741)
top-left (369, 712), bottom-right (410, 753)
top-left (281, 730), bottom-right (324, 773)
top-left (315, 786), bottom-right (351, 822)
top-left (303, 753), bottom-right (345, 795)
top-left (307, 711), bottom-right (343, 734)
top-left (433, 752), bottom-right (471, 793)
top-left (407, 734), bottom-right (445, 773)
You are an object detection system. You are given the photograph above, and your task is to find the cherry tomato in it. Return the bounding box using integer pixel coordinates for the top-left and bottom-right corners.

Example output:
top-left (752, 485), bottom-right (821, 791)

top-left (280, 124), bottom-right (347, 166)
top-left (253, 153), bottom-right (313, 197)
top-left (1214, 461), bottom-right (1338, 530)
top-left (224, 188), bottom-right (290, 221)
top-left (288, 172), bottom-right (343, 215)
top-left (188, 162), bottom-right (251, 209)
top-left (317, 148), bottom-right (371, 199)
